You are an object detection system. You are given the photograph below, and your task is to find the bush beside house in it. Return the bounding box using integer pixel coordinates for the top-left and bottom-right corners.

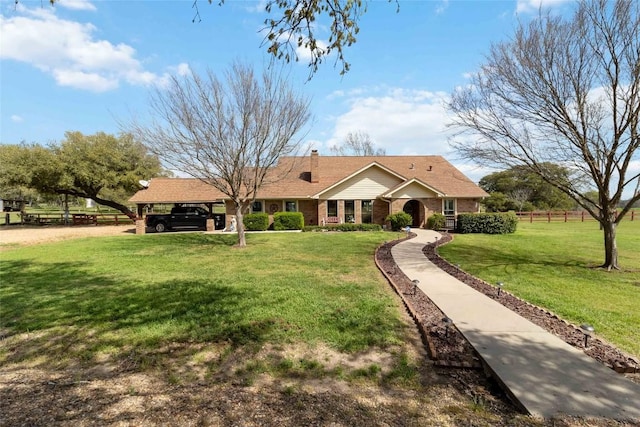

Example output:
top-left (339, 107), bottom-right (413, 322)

top-left (386, 212), bottom-right (412, 231)
top-left (426, 213), bottom-right (446, 230)
top-left (456, 212), bottom-right (518, 234)
top-left (244, 213), bottom-right (269, 231)
top-left (274, 212), bottom-right (304, 230)
top-left (303, 223), bottom-right (382, 232)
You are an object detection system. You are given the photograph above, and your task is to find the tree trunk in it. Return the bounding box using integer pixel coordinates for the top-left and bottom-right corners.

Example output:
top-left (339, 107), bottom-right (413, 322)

top-left (600, 218), bottom-right (618, 271)
top-left (233, 200), bottom-right (250, 247)
top-left (90, 195), bottom-right (137, 220)
top-left (57, 190), bottom-right (136, 220)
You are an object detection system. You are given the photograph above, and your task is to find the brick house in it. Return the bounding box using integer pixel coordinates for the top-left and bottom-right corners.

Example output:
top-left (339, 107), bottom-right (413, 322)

top-left (129, 151), bottom-right (488, 233)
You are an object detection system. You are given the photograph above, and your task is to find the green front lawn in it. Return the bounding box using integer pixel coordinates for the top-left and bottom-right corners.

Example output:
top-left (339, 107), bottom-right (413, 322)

top-left (0, 232), bottom-right (410, 366)
top-left (437, 221), bottom-right (640, 358)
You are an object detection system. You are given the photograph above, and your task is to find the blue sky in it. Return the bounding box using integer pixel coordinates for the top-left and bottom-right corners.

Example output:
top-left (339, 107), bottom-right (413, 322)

top-left (1, 0), bottom-right (577, 184)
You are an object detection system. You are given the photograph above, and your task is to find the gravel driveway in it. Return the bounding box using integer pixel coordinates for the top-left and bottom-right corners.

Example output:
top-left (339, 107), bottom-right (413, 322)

top-left (0, 225), bottom-right (136, 247)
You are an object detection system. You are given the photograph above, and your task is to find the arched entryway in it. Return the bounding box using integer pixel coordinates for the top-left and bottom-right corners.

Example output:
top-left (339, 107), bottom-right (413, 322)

top-left (402, 200), bottom-right (422, 227)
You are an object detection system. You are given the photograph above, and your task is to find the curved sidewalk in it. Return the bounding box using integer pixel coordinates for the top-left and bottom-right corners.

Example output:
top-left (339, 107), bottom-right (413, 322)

top-left (391, 229), bottom-right (640, 420)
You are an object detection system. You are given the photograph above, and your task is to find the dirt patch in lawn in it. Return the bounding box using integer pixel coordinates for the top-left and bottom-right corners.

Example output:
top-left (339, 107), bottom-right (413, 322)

top-left (0, 224), bottom-right (135, 248)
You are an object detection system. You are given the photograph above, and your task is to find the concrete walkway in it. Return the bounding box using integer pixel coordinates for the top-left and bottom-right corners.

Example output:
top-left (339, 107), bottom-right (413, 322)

top-left (391, 229), bottom-right (640, 420)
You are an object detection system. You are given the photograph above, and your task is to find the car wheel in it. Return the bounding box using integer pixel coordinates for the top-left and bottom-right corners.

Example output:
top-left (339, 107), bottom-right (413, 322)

top-left (155, 222), bottom-right (167, 233)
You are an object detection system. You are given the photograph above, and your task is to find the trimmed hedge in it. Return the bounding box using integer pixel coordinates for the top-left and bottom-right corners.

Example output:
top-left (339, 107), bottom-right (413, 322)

top-left (303, 223), bottom-right (383, 232)
top-left (274, 212), bottom-right (304, 230)
top-left (386, 212), bottom-right (412, 231)
top-left (426, 213), bottom-right (446, 230)
top-left (243, 213), bottom-right (269, 231)
top-left (456, 212), bottom-right (518, 234)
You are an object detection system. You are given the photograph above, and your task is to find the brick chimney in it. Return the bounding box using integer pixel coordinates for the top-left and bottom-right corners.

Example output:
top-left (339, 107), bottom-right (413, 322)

top-left (310, 150), bottom-right (319, 183)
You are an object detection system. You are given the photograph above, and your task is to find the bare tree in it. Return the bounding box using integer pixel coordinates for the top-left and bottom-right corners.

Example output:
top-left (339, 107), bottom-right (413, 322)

top-left (127, 62), bottom-right (311, 247)
top-left (330, 131), bottom-right (386, 156)
top-left (508, 188), bottom-right (533, 212)
top-left (448, 0), bottom-right (640, 270)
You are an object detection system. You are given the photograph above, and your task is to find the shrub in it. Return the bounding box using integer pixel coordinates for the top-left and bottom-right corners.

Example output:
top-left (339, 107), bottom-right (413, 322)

top-left (386, 212), bottom-right (412, 231)
top-left (274, 212), bottom-right (304, 230)
top-left (243, 213), bottom-right (269, 231)
top-left (426, 213), bottom-right (446, 230)
top-left (456, 212), bottom-right (518, 234)
top-left (303, 223), bottom-right (382, 232)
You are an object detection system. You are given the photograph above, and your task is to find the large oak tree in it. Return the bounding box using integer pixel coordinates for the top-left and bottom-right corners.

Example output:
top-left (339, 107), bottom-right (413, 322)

top-left (479, 164), bottom-right (575, 211)
top-left (126, 62), bottom-right (311, 247)
top-left (0, 132), bottom-right (164, 219)
top-left (448, 0), bottom-right (640, 270)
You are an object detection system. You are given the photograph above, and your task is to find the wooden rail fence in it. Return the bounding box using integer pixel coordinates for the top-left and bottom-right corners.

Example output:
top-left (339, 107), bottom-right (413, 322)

top-left (13, 213), bottom-right (135, 226)
top-left (515, 210), bottom-right (636, 223)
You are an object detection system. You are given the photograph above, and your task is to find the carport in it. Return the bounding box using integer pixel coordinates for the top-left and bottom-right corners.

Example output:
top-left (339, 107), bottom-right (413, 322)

top-left (129, 178), bottom-right (227, 234)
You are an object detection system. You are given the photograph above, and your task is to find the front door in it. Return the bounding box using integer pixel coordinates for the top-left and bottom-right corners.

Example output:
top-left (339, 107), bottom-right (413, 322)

top-left (403, 200), bottom-right (421, 227)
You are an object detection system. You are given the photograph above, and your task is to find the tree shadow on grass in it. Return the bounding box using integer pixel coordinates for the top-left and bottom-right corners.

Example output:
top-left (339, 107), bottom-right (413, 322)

top-left (0, 257), bottom-right (273, 368)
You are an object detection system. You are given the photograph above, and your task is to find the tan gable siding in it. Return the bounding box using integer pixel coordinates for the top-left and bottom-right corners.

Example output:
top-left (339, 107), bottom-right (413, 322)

top-left (321, 167), bottom-right (403, 200)
top-left (390, 182), bottom-right (440, 199)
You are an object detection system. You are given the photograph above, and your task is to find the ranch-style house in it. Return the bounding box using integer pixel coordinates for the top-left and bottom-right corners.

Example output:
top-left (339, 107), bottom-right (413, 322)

top-left (129, 150), bottom-right (488, 233)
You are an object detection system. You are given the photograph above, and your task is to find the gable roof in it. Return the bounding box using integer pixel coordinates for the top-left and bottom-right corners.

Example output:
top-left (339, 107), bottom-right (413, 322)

top-left (311, 161), bottom-right (407, 199)
top-left (381, 177), bottom-right (446, 198)
top-left (129, 154), bottom-right (488, 204)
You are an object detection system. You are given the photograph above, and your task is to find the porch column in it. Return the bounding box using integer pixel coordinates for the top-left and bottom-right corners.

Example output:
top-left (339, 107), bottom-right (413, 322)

top-left (206, 203), bottom-right (214, 231)
top-left (135, 204), bottom-right (146, 235)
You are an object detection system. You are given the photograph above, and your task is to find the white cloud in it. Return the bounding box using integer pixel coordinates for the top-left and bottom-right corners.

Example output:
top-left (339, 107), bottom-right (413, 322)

top-left (435, 0), bottom-right (449, 15)
top-left (10, 115), bottom-right (24, 123)
top-left (323, 86), bottom-right (455, 157)
top-left (176, 63), bottom-right (191, 76)
top-left (245, 0), bottom-right (268, 13)
top-left (57, 0), bottom-right (96, 11)
top-left (52, 68), bottom-right (118, 91)
top-left (318, 86), bottom-right (498, 184)
top-left (0, 7), bottom-right (178, 92)
top-left (516, 0), bottom-right (572, 14)
top-left (295, 40), bottom-right (327, 62)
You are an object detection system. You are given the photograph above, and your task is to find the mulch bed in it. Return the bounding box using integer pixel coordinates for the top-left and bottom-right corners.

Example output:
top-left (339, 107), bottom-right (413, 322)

top-left (375, 233), bottom-right (640, 377)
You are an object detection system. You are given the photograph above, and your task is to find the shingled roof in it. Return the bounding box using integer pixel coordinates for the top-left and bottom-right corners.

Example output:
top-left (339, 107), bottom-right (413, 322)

top-left (129, 154), bottom-right (488, 204)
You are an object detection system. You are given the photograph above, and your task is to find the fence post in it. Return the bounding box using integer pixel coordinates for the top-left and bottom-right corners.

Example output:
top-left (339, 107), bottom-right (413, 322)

top-left (564, 211), bottom-right (567, 222)
top-left (582, 211), bottom-right (584, 222)
top-left (115, 215), bottom-right (119, 225)
top-left (547, 212), bottom-right (551, 223)
top-left (530, 212), bottom-right (533, 223)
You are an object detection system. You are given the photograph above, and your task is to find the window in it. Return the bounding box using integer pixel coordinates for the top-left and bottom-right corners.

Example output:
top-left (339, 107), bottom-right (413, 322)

top-left (443, 199), bottom-right (455, 215)
top-left (285, 201), bottom-right (297, 212)
top-left (327, 200), bottom-right (338, 217)
top-left (361, 200), bottom-right (372, 224)
top-left (344, 200), bottom-right (355, 223)
top-left (252, 201), bottom-right (263, 213)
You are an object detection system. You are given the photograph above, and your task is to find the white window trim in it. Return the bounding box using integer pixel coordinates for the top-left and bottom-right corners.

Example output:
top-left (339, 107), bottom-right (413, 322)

top-left (252, 200), bottom-right (264, 213)
top-left (327, 200), bottom-right (338, 217)
top-left (443, 198), bottom-right (456, 216)
top-left (285, 200), bottom-right (298, 212)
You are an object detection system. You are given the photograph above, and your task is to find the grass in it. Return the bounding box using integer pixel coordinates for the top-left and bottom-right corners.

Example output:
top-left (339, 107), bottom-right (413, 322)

top-left (437, 221), bottom-right (640, 358)
top-left (0, 232), bottom-right (411, 368)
